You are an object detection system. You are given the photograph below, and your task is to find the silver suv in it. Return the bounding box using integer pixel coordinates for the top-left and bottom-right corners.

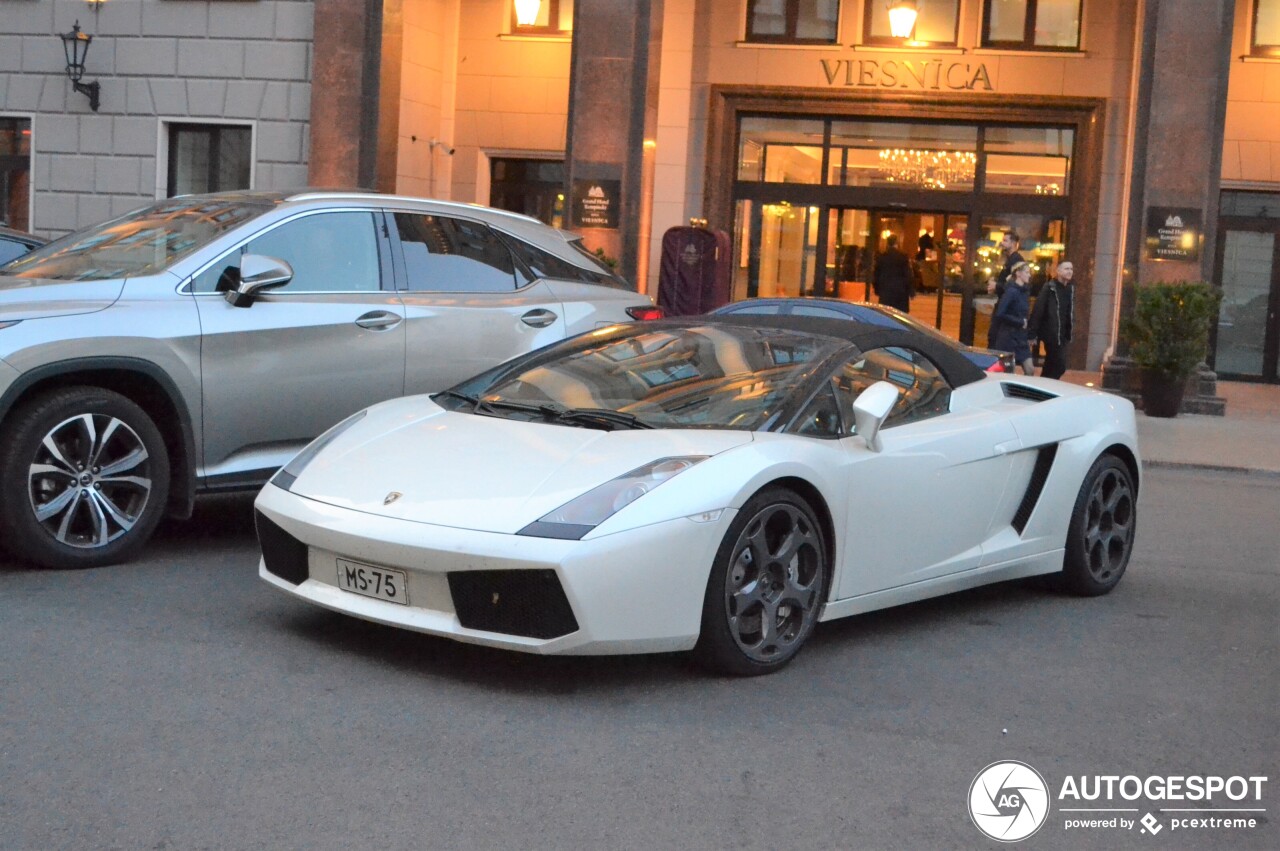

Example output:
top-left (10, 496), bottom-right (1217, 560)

top-left (0, 191), bottom-right (660, 568)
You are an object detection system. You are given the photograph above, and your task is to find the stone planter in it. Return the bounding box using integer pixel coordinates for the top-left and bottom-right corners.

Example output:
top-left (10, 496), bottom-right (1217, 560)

top-left (1140, 370), bottom-right (1187, 418)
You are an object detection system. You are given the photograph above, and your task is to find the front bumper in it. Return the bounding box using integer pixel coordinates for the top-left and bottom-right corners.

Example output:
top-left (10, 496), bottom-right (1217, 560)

top-left (255, 482), bottom-right (733, 655)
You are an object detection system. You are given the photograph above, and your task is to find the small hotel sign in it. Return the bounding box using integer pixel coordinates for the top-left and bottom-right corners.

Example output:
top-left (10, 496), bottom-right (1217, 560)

top-left (819, 59), bottom-right (994, 92)
top-left (1144, 206), bottom-right (1201, 262)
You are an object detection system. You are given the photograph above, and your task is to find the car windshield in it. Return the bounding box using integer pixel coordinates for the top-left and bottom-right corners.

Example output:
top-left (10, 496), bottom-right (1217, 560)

top-left (4, 197), bottom-right (269, 281)
top-left (444, 324), bottom-right (846, 430)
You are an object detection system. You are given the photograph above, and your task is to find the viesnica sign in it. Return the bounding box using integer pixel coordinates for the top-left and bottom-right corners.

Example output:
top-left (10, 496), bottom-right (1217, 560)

top-left (819, 58), bottom-right (994, 91)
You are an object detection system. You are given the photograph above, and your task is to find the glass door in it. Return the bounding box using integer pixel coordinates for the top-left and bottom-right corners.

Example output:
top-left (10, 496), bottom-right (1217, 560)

top-left (1214, 226), bottom-right (1280, 382)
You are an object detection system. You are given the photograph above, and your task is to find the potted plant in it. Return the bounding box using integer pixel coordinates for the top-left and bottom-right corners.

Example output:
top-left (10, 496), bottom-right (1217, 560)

top-left (1121, 280), bottom-right (1222, 417)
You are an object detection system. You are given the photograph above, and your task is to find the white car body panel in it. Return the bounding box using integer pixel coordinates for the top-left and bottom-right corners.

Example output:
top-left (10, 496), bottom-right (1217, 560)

top-left (258, 370), bottom-right (1140, 657)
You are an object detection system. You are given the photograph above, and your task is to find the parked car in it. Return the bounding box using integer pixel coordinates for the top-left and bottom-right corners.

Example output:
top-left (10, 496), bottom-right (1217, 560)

top-left (0, 225), bottom-right (45, 266)
top-left (256, 315), bottom-right (1140, 676)
top-left (0, 190), bottom-right (661, 569)
top-left (710, 297), bottom-right (1017, 373)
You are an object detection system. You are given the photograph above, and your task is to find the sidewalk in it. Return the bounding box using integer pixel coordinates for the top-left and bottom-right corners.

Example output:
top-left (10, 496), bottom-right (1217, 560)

top-left (1061, 371), bottom-right (1280, 477)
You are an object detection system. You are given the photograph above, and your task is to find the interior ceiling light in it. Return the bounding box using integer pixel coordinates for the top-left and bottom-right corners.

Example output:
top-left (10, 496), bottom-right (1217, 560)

top-left (887, 0), bottom-right (919, 40)
top-left (514, 0), bottom-right (543, 26)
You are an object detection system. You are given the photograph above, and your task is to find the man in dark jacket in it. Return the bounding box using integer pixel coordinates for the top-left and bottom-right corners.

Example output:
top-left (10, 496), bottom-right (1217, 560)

top-left (986, 230), bottom-right (1025, 347)
top-left (1029, 260), bottom-right (1075, 379)
top-left (873, 235), bottom-right (913, 312)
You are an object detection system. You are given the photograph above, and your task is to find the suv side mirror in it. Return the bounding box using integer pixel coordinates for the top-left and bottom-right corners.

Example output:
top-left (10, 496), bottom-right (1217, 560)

top-left (225, 254), bottom-right (293, 307)
top-left (851, 380), bottom-right (900, 453)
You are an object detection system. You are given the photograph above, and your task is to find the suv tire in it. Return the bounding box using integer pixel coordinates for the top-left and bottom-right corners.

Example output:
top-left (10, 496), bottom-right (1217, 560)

top-left (0, 387), bottom-right (170, 569)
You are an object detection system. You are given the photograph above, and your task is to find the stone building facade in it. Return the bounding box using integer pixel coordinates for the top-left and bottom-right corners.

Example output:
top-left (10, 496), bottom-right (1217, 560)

top-left (2, 0), bottom-right (1279, 384)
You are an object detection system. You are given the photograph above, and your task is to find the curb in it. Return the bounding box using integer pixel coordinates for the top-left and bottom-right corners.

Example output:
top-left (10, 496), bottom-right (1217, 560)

top-left (1141, 459), bottom-right (1280, 479)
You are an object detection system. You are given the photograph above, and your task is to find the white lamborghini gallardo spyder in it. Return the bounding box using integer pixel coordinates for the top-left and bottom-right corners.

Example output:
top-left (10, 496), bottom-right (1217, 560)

top-left (256, 316), bottom-right (1139, 675)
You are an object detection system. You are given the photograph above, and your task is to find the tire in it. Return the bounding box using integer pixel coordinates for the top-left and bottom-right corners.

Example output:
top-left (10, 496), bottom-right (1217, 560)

top-left (693, 487), bottom-right (828, 676)
top-left (0, 387), bottom-right (170, 569)
top-left (1061, 454), bottom-right (1136, 596)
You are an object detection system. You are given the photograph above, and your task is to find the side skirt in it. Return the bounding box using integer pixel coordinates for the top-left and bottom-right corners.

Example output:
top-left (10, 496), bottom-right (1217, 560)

top-left (818, 550), bottom-right (1063, 623)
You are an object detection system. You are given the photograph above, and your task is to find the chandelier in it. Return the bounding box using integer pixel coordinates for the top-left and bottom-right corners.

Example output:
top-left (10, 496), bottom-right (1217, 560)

top-left (878, 148), bottom-right (976, 190)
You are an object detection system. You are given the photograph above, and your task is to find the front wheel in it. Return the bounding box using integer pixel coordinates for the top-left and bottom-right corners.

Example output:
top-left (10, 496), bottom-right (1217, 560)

top-left (693, 488), bottom-right (828, 676)
top-left (1061, 454), bottom-right (1136, 596)
top-left (0, 387), bottom-right (170, 569)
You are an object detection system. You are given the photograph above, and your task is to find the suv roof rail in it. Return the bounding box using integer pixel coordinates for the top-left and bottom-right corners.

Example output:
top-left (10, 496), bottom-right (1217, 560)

top-left (283, 191), bottom-right (546, 227)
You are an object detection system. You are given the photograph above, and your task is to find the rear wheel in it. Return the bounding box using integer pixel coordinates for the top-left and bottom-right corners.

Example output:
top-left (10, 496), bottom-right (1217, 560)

top-left (693, 488), bottom-right (828, 676)
top-left (0, 387), bottom-right (170, 569)
top-left (1061, 455), bottom-right (1136, 596)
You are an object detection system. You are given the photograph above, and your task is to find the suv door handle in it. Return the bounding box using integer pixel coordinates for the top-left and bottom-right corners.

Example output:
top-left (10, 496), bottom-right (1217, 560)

top-left (355, 310), bottom-right (402, 330)
top-left (521, 308), bottom-right (558, 328)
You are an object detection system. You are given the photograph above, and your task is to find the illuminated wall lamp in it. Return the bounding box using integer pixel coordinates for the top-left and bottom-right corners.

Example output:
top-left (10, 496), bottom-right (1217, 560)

top-left (887, 0), bottom-right (919, 40)
top-left (59, 20), bottom-right (101, 112)
top-left (514, 0), bottom-right (543, 27)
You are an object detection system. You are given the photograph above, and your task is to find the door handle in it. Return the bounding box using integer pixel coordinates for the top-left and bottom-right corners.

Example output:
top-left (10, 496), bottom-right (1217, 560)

top-left (521, 308), bottom-right (558, 328)
top-left (355, 310), bottom-right (402, 330)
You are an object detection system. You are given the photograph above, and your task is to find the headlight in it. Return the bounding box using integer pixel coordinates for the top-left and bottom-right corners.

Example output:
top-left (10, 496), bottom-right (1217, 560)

top-left (518, 456), bottom-right (708, 540)
top-left (271, 409), bottom-right (368, 491)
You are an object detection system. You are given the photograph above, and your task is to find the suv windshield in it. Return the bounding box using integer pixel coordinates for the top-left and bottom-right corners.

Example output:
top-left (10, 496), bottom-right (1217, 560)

top-left (4, 197), bottom-right (269, 281)
top-left (444, 324), bottom-right (845, 431)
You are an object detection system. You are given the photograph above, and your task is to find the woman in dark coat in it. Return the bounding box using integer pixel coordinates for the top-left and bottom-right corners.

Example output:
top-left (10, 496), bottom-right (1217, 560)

top-left (872, 235), bottom-right (913, 313)
top-left (992, 261), bottom-right (1035, 375)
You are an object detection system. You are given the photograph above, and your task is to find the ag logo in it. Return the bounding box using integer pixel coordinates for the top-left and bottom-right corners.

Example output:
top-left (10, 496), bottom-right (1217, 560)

top-left (968, 761), bottom-right (1050, 842)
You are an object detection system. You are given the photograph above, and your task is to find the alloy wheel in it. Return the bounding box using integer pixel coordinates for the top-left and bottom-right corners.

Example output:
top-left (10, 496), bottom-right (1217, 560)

top-left (1080, 465), bottom-right (1134, 584)
top-left (722, 502), bottom-right (823, 663)
top-left (27, 413), bottom-right (154, 549)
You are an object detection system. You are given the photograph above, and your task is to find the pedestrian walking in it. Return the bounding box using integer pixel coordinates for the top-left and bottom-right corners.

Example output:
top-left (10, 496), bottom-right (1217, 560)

top-left (986, 230), bottom-right (1026, 348)
top-left (873, 235), bottom-right (913, 313)
top-left (1029, 259), bottom-right (1075, 380)
top-left (992, 260), bottom-right (1035, 375)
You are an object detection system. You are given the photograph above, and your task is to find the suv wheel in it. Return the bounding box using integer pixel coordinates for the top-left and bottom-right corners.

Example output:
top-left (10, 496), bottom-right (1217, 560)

top-left (0, 387), bottom-right (170, 568)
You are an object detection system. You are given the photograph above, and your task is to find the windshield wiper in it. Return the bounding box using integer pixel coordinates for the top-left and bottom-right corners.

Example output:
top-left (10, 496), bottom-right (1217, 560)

top-left (547, 406), bottom-right (652, 431)
top-left (470, 398), bottom-right (652, 430)
top-left (432, 390), bottom-right (482, 410)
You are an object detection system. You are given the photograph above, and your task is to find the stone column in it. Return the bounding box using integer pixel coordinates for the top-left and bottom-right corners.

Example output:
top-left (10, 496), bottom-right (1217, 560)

top-left (308, 0), bottom-right (385, 188)
top-left (564, 0), bottom-right (664, 289)
top-left (1102, 0), bottom-right (1234, 414)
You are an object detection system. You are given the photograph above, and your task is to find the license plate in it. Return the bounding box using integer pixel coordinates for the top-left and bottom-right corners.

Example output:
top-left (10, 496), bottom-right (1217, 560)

top-left (336, 558), bottom-right (409, 605)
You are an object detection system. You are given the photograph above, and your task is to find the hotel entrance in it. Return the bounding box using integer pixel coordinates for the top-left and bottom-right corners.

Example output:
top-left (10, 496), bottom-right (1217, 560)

top-left (715, 94), bottom-right (1097, 347)
top-left (1214, 191), bottom-right (1280, 383)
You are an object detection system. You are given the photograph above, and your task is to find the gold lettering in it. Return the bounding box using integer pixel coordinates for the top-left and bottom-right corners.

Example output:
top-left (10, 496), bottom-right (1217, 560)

top-left (946, 63), bottom-right (969, 89)
top-left (846, 58), bottom-right (856, 85)
top-left (929, 61), bottom-right (942, 89)
top-left (858, 60), bottom-right (878, 87)
top-left (971, 63), bottom-right (993, 91)
top-left (820, 59), bottom-right (842, 85)
top-left (881, 60), bottom-right (898, 87)
top-left (902, 60), bottom-right (928, 88)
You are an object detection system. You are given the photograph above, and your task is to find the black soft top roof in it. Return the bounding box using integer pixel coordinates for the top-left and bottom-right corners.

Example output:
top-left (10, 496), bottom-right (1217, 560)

top-left (664, 314), bottom-right (988, 389)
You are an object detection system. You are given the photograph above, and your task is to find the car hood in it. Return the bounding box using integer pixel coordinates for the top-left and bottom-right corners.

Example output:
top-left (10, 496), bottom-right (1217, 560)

top-left (289, 402), bottom-right (753, 534)
top-left (0, 275), bottom-right (125, 321)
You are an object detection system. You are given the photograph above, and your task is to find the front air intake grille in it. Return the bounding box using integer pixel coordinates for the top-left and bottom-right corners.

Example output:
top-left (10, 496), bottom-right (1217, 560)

top-left (448, 569), bottom-right (579, 639)
top-left (1012, 444), bottom-right (1059, 534)
top-left (1002, 383), bottom-right (1059, 403)
top-left (255, 510), bottom-right (309, 585)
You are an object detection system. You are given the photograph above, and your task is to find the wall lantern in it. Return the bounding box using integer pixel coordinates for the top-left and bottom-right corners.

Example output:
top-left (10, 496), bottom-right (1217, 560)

top-left (887, 0), bottom-right (919, 40)
top-left (514, 0), bottom-right (543, 27)
top-left (59, 20), bottom-right (101, 112)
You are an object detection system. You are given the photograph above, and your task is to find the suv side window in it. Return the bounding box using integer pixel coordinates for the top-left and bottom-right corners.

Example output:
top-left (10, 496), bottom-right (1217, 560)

top-left (191, 211), bottom-right (381, 294)
top-left (394, 213), bottom-right (518, 292)
top-left (504, 236), bottom-right (590, 283)
top-left (831, 345), bottom-right (952, 432)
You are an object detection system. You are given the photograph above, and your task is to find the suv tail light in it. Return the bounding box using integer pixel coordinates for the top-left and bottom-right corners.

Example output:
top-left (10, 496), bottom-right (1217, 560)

top-left (626, 306), bottom-right (665, 320)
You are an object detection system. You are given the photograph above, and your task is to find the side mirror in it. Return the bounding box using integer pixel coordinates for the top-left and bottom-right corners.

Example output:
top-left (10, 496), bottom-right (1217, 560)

top-left (224, 254), bottom-right (293, 307)
top-left (852, 380), bottom-right (900, 453)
